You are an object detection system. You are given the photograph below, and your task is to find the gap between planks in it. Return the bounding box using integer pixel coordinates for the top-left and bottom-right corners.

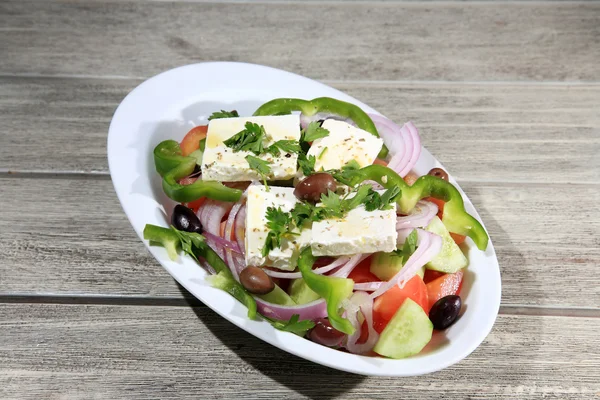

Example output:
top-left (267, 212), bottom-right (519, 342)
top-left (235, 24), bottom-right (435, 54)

top-left (2, 73), bottom-right (600, 87)
top-left (9, 0), bottom-right (600, 6)
top-left (1, 294), bottom-right (599, 318)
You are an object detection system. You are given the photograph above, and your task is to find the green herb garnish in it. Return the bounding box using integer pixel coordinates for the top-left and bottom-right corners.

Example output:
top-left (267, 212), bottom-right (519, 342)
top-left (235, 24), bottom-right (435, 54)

top-left (224, 122), bottom-right (266, 155)
top-left (208, 109), bottom-right (239, 121)
top-left (265, 140), bottom-right (302, 157)
top-left (302, 121), bottom-right (330, 143)
top-left (245, 155), bottom-right (272, 188)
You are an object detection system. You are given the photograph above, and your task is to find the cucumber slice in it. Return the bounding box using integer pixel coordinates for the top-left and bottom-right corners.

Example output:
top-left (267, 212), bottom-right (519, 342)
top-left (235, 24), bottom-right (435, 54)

top-left (189, 149), bottom-right (204, 166)
top-left (289, 278), bottom-right (321, 305)
top-left (370, 252), bottom-right (424, 281)
top-left (373, 298), bottom-right (433, 359)
top-left (425, 216), bottom-right (468, 273)
top-left (256, 284), bottom-right (296, 306)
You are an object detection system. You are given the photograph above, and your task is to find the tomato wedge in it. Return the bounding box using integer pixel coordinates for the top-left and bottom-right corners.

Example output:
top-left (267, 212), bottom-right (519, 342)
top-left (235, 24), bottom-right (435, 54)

top-left (372, 275), bottom-right (428, 333)
top-left (348, 256), bottom-right (379, 284)
top-left (426, 270), bottom-right (464, 311)
top-left (180, 125), bottom-right (208, 156)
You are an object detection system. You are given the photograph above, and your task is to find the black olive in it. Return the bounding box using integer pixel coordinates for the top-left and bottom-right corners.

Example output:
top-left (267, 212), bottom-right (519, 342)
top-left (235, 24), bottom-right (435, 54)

top-left (171, 204), bottom-right (203, 233)
top-left (293, 173), bottom-right (337, 204)
top-left (428, 168), bottom-right (449, 181)
top-left (429, 295), bottom-right (462, 330)
top-left (239, 266), bottom-right (274, 295)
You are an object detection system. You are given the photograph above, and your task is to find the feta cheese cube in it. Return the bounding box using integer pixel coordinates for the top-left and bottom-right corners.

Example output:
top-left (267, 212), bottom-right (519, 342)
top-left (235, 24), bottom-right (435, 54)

top-left (307, 120), bottom-right (384, 172)
top-left (311, 201), bottom-right (398, 257)
top-left (202, 115), bottom-right (300, 182)
top-left (245, 185), bottom-right (311, 270)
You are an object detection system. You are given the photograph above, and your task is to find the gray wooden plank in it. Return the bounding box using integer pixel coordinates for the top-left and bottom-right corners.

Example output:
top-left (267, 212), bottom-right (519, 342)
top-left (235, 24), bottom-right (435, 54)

top-left (1, 77), bottom-right (599, 183)
top-left (0, 303), bottom-right (598, 399)
top-left (1, 1), bottom-right (599, 81)
top-left (1, 176), bottom-right (599, 308)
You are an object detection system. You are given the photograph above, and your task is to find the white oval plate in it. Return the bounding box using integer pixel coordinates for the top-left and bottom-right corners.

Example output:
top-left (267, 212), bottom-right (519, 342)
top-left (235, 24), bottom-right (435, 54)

top-left (108, 62), bottom-right (501, 377)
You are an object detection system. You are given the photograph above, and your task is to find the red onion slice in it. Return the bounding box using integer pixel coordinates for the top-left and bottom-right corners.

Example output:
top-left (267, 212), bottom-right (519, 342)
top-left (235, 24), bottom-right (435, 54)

top-left (369, 229), bottom-right (442, 299)
top-left (396, 200), bottom-right (438, 230)
top-left (255, 297), bottom-right (328, 321)
top-left (345, 291), bottom-right (379, 354)
top-left (300, 113), bottom-right (354, 130)
top-left (397, 122), bottom-right (421, 177)
top-left (263, 256), bottom-right (351, 279)
top-left (197, 199), bottom-right (234, 237)
top-left (353, 281), bottom-right (383, 292)
top-left (330, 254), bottom-right (368, 278)
top-left (370, 114), bottom-right (422, 178)
top-left (203, 231), bottom-right (241, 254)
top-left (234, 204), bottom-right (247, 257)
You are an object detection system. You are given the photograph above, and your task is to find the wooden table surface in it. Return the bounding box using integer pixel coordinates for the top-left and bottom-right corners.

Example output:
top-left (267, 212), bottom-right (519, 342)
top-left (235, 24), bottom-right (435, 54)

top-left (1, 1), bottom-right (599, 399)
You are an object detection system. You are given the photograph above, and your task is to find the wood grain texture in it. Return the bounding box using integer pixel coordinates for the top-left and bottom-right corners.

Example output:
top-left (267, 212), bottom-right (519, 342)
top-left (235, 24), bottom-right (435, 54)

top-left (1, 77), bottom-right (599, 183)
top-left (1, 176), bottom-right (598, 307)
top-left (1, 1), bottom-right (599, 81)
top-left (0, 303), bottom-right (599, 400)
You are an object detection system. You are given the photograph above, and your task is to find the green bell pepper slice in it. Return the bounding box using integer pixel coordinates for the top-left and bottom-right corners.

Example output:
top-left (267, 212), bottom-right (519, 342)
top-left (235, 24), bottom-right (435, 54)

top-left (253, 97), bottom-right (389, 159)
top-left (297, 247), bottom-right (355, 335)
top-left (350, 165), bottom-right (489, 251)
top-left (143, 224), bottom-right (257, 319)
top-left (153, 140), bottom-right (242, 203)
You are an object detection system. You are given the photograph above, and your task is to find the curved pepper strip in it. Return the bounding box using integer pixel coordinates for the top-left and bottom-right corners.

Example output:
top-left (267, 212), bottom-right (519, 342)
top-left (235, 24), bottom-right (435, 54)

top-left (153, 140), bottom-right (242, 203)
top-left (351, 165), bottom-right (489, 251)
top-left (143, 224), bottom-right (257, 319)
top-left (297, 247), bottom-right (355, 335)
top-left (253, 97), bottom-right (389, 159)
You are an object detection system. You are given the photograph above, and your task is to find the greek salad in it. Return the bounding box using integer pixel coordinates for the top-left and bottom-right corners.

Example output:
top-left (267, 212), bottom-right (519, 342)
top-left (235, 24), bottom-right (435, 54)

top-left (144, 97), bottom-right (489, 359)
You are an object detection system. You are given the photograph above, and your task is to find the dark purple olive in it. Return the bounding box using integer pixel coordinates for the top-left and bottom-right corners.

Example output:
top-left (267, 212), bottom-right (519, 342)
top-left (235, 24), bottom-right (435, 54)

top-left (428, 168), bottom-right (449, 181)
top-left (239, 266), bottom-right (274, 295)
top-left (429, 295), bottom-right (462, 330)
top-left (294, 173), bottom-right (337, 203)
top-left (172, 204), bottom-right (203, 233)
top-left (308, 318), bottom-right (345, 347)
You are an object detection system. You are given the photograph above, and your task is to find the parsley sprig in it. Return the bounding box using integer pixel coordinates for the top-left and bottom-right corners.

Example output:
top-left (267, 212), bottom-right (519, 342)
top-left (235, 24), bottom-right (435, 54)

top-left (301, 121), bottom-right (330, 143)
top-left (208, 109), bottom-right (239, 121)
top-left (245, 155), bottom-right (272, 188)
top-left (393, 229), bottom-right (418, 263)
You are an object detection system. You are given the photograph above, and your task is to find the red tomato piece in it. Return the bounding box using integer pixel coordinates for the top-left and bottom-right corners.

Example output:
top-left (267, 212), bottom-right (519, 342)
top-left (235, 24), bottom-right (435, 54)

top-left (180, 125), bottom-right (208, 156)
top-left (348, 256), bottom-right (379, 284)
top-left (373, 158), bottom-right (389, 167)
top-left (450, 232), bottom-right (466, 245)
top-left (424, 196), bottom-right (445, 220)
top-left (356, 320), bottom-right (369, 344)
top-left (423, 269), bottom-right (445, 284)
top-left (426, 270), bottom-right (464, 311)
top-left (372, 275), bottom-right (428, 333)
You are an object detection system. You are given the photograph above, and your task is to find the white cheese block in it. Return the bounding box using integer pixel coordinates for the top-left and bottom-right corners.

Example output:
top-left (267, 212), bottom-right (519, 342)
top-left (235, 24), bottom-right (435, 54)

top-left (311, 200), bottom-right (398, 257)
top-left (202, 115), bottom-right (300, 182)
top-left (307, 119), bottom-right (384, 172)
top-left (245, 185), bottom-right (311, 271)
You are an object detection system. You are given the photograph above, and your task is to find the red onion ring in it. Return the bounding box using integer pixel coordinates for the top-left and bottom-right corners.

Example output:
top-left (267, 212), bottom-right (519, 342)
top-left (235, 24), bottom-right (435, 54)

top-left (370, 114), bottom-right (422, 178)
top-left (369, 229), bottom-right (442, 299)
top-left (234, 204), bottom-right (247, 257)
top-left (330, 254), bottom-right (368, 278)
top-left (262, 256), bottom-right (351, 279)
top-left (353, 281), bottom-right (383, 292)
top-left (203, 231), bottom-right (241, 254)
top-left (197, 199), bottom-right (234, 237)
top-left (345, 291), bottom-right (379, 354)
top-left (300, 113), bottom-right (354, 130)
top-left (255, 297), bottom-right (328, 321)
top-left (396, 200), bottom-right (438, 230)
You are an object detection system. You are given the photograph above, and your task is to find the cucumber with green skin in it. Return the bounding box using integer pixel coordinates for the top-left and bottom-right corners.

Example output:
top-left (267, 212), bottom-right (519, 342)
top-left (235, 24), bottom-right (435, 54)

top-left (425, 216), bottom-right (468, 273)
top-left (289, 278), bottom-right (320, 305)
top-left (257, 284), bottom-right (296, 306)
top-left (374, 298), bottom-right (433, 359)
top-left (370, 252), bottom-right (425, 281)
